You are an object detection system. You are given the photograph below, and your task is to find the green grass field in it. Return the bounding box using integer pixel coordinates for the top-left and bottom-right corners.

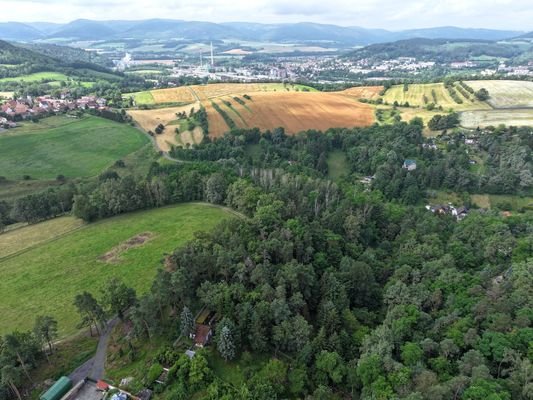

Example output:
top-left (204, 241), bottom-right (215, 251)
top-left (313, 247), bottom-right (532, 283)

top-left (465, 80), bottom-right (533, 108)
top-left (327, 151), bottom-right (349, 180)
top-left (460, 109), bottom-right (533, 128)
top-left (0, 71), bottom-right (69, 83)
top-left (0, 116), bottom-right (149, 180)
top-left (0, 216), bottom-right (85, 260)
top-left (129, 91), bottom-right (155, 105)
top-left (0, 203), bottom-right (232, 336)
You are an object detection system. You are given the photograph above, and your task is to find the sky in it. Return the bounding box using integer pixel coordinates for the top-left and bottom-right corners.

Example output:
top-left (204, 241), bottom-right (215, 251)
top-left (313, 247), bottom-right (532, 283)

top-left (1, 0), bottom-right (532, 31)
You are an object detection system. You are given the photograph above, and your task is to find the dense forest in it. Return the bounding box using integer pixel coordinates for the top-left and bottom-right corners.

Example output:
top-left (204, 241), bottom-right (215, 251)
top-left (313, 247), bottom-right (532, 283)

top-left (1, 120), bottom-right (531, 399)
top-left (347, 38), bottom-right (531, 63)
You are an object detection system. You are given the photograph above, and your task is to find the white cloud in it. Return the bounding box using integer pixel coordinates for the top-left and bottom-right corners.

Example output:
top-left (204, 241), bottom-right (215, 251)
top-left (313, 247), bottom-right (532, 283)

top-left (1, 0), bottom-right (531, 31)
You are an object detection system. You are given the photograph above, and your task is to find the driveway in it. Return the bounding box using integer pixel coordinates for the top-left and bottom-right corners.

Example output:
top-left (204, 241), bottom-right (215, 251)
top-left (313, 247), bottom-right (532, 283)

top-left (69, 318), bottom-right (118, 383)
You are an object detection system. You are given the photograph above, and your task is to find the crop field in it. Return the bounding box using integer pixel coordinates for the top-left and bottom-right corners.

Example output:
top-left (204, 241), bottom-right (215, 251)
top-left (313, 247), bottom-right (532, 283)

top-left (0, 71), bottom-right (70, 83)
top-left (0, 91), bottom-right (13, 99)
top-left (0, 116), bottom-right (149, 180)
top-left (127, 83), bottom-right (317, 105)
top-left (465, 80), bottom-right (533, 108)
top-left (207, 92), bottom-right (374, 136)
top-left (460, 109), bottom-right (533, 128)
top-left (128, 102), bottom-right (201, 151)
top-left (0, 203), bottom-right (232, 335)
top-left (382, 83), bottom-right (490, 111)
top-left (340, 86), bottom-right (384, 100)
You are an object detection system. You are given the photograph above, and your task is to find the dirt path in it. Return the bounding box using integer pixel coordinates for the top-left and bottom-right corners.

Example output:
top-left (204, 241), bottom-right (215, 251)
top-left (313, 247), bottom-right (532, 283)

top-left (69, 318), bottom-right (118, 384)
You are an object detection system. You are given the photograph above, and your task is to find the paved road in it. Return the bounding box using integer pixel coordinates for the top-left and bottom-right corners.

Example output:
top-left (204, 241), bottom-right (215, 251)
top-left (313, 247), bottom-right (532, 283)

top-left (69, 318), bottom-right (118, 384)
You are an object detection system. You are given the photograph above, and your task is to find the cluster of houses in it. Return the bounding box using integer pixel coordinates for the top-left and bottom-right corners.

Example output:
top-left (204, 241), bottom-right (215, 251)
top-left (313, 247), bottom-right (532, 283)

top-left (0, 95), bottom-right (107, 121)
top-left (426, 203), bottom-right (469, 221)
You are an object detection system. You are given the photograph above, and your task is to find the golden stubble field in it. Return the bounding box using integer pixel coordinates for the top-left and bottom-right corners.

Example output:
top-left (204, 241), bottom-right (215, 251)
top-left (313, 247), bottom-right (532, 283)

top-left (206, 92), bottom-right (375, 137)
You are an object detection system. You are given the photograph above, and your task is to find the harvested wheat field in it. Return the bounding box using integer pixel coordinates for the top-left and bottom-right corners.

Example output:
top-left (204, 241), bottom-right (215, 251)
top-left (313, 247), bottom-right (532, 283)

top-left (465, 80), bottom-right (533, 109)
top-left (151, 87), bottom-right (197, 103)
top-left (340, 86), bottom-right (384, 100)
top-left (128, 83), bottom-right (317, 105)
top-left (207, 92), bottom-right (374, 136)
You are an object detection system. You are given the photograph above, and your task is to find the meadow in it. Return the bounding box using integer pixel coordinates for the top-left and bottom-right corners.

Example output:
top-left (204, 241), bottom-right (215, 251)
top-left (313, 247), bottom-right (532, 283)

top-left (465, 80), bottom-right (533, 108)
top-left (0, 203), bottom-right (232, 336)
top-left (0, 71), bottom-right (69, 83)
top-left (0, 116), bottom-right (149, 180)
top-left (460, 109), bottom-right (533, 128)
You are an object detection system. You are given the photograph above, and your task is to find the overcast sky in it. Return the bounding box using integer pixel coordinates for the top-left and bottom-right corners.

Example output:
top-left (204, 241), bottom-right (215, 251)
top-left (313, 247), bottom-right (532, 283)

top-left (2, 0), bottom-right (532, 31)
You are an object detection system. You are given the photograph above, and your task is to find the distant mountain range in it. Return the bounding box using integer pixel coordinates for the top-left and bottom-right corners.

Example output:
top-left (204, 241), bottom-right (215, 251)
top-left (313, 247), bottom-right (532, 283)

top-left (0, 19), bottom-right (525, 45)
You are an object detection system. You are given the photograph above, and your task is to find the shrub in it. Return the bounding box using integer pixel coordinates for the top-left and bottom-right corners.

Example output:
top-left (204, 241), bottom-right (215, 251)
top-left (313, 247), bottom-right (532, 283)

top-left (145, 362), bottom-right (164, 386)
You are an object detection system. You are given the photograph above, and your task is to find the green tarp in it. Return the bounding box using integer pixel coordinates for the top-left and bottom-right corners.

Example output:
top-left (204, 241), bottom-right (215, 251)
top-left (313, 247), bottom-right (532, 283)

top-left (40, 377), bottom-right (72, 400)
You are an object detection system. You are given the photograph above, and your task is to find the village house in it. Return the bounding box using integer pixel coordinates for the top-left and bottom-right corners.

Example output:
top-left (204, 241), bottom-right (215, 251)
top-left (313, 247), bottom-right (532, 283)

top-left (0, 95), bottom-right (107, 121)
top-left (190, 309), bottom-right (217, 348)
top-left (402, 159), bottom-right (417, 171)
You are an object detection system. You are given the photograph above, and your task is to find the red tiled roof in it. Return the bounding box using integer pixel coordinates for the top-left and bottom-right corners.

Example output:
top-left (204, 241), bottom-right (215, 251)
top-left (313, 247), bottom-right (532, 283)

top-left (96, 380), bottom-right (109, 391)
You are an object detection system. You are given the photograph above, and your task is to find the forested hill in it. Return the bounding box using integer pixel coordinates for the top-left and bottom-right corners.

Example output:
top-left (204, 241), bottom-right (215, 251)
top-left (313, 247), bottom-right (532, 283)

top-left (346, 38), bottom-right (531, 62)
top-left (0, 39), bottom-right (117, 79)
top-left (20, 43), bottom-right (112, 68)
top-left (28, 121), bottom-right (526, 399)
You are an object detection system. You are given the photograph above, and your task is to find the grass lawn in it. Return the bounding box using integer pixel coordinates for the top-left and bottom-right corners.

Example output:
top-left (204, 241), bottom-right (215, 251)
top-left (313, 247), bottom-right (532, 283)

top-left (128, 91), bottom-right (155, 105)
top-left (327, 150), bottom-right (349, 181)
top-left (206, 349), bottom-right (270, 388)
top-left (0, 116), bottom-right (149, 180)
top-left (29, 334), bottom-right (98, 399)
top-left (0, 71), bottom-right (69, 83)
top-left (0, 203), bottom-right (232, 336)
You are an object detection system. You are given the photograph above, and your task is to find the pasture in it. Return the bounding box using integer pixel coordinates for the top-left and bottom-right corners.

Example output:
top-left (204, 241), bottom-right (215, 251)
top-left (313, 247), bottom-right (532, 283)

top-left (0, 203), bottom-right (232, 336)
top-left (0, 216), bottom-right (84, 260)
top-left (0, 71), bottom-right (69, 83)
top-left (465, 80), bottom-right (533, 108)
top-left (460, 109), bottom-right (533, 128)
top-left (382, 83), bottom-right (490, 111)
top-left (207, 92), bottom-right (374, 136)
top-left (0, 116), bottom-right (149, 180)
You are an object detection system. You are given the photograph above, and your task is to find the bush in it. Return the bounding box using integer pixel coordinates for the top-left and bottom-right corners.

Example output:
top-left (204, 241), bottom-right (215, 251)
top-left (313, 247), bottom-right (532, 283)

top-left (475, 88), bottom-right (490, 101)
top-left (145, 362), bottom-right (164, 386)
